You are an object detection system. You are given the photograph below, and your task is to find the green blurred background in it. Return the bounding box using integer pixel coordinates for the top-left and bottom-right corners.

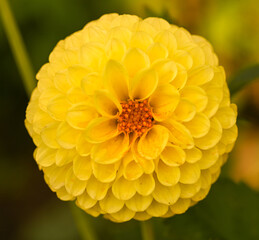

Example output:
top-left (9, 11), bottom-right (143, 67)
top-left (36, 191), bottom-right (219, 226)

top-left (1, 0), bottom-right (259, 239)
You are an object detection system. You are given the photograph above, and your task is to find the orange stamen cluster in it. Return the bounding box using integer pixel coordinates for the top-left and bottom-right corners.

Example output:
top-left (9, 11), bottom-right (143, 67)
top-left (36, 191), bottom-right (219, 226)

top-left (118, 99), bottom-right (154, 136)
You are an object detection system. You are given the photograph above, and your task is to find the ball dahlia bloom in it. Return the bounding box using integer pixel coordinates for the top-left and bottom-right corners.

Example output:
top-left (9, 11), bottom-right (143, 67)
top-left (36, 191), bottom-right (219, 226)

top-left (25, 14), bottom-right (238, 222)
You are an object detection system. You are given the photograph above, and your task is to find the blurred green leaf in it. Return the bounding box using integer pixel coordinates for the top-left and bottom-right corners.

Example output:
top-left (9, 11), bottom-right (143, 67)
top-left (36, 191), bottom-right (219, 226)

top-left (228, 64), bottom-right (259, 96)
top-left (162, 178), bottom-right (259, 240)
top-left (19, 201), bottom-right (79, 240)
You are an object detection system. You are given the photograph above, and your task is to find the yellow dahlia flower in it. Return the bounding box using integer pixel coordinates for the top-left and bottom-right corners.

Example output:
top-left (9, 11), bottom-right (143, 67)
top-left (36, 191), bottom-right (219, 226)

top-left (25, 13), bottom-right (238, 222)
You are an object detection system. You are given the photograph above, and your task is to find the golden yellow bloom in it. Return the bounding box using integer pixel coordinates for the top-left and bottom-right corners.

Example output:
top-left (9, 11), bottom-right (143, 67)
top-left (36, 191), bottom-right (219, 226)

top-left (25, 14), bottom-right (238, 222)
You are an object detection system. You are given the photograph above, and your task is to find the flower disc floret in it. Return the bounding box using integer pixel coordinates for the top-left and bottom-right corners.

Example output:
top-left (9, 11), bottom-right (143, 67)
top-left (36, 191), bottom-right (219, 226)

top-left (118, 99), bottom-right (154, 136)
top-left (25, 13), bottom-right (238, 222)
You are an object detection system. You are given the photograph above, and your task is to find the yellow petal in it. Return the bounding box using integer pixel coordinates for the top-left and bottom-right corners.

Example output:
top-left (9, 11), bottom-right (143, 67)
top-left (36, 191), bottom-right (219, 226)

top-left (55, 148), bottom-right (75, 166)
top-left (138, 125), bottom-right (169, 159)
top-left (81, 73), bottom-right (102, 96)
top-left (149, 84), bottom-right (179, 121)
top-left (110, 14), bottom-right (140, 29)
top-left (146, 201), bottom-right (168, 217)
top-left (185, 147), bottom-right (202, 163)
top-left (170, 198), bottom-right (191, 214)
top-left (56, 187), bottom-right (75, 201)
top-left (104, 60), bottom-right (129, 101)
top-left (25, 120), bottom-right (42, 146)
top-left (66, 104), bottom-right (98, 130)
top-left (36, 63), bottom-right (55, 92)
top-left (153, 181), bottom-right (181, 205)
top-left (155, 30), bottom-right (177, 53)
top-left (38, 88), bottom-right (60, 112)
top-left (84, 117), bottom-right (118, 143)
top-left (203, 87), bottom-right (223, 118)
top-left (147, 43), bottom-right (168, 63)
top-left (64, 30), bottom-right (83, 50)
top-left (162, 119), bottom-right (194, 149)
top-left (73, 155), bottom-right (92, 181)
top-left (105, 38), bottom-right (126, 61)
top-left (56, 122), bottom-right (81, 149)
top-left (198, 146), bottom-right (219, 169)
top-left (173, 99), bottom-right (196, 122)
top-left (91, 133), bottom-right (129, 164)
top-left (192, 35), bottom-right (218, 65)
top-left (161, 144), bottom-right (186, 166)
top-left (47, 95), bottom-right (70, 121)
top-left (132, 21), bottom-right (157, 37)
top-left (123, 48), bottom-right (150, 77)
top-left (130, 31), bottom-right (154, 51)
top-left (109, 206), bottom-right (135, 222)
top-left (195, 118), bottom-right (222, 150)
top-left (50, 45), bottom-right (79, 69)
top-left (135, 174), bottom-right (155, 196)
top-left (68, 66), bottom-right (90, 87)
top-left (173, 28), bottom-right (192, 48)
top-left (152, 59), bottom-right (178, 84)
top-left (67, 87), bottom-right (88, 105)
top-left (80, 42), bottom-right (106, 71)
top-left (94, 90), bottom-right (121, 117)
top-left (130, 68), bottom-right (158, 100)
top-left (44, 164), bottom-right (71, 190)
top-left (84, 204), bottom-right (101, 217)
top-left (209, 155), bottom-right (224, 174)
top-left (204, 66), bottom-right (225, 89)
top-left (184, 44), bottom-right (205, 68)
top-left (171, 50), bottom-right (193, 70)
top-left (99, 190), bottom-right (124, 214)
top-left (200, 170), bottom-right (212, 189)
top-left (180, 179), bottom-right (201, 198)
top-left (92, 161), bottom-right (119, 183)
top-left (112, 177), bottom-right (136, 200)
top-left (86, 176), bottom-right (110, 200)
top-left (187, 65), bottom-right (214, 86)
top-left (179, 162), bottom-right (200, 184)
top-left (157, 160), bottom-right (180, 186)
top-left (161, 209), bottom-right (175, 218)
top-left (214, 104), bottom-right (237, 129)
top-left (144, 17), bottom-right (170, 31)
top-left (171, 63), bottom-right (188, 90)
top-left (123, 152), bottom-right (143, 180)
top-left (53, 70), bottom-right (71, 93)
top-left (41, 122), bottom-right (59, 149)
top-left (180, 86), bottom-right (208, 112)
top-left (82, 25), bottom-right (106, 43)
top-left (132, 139), bottom-right (155, 174)
top-left (26, 90), bottom-right (39, 123)
top-left (35, 146), bottom-right (56, 167)
top-left (192, 186), bottom-right (210, 202)
top-left (219, 84), bottom-right (231, 108)
top-left (126, 193), bottom-right (153, 212)
top-left (134, 212), bottom-right (152, 221)
top-left (65, 168), bottom-right (87, 196)
top-left (220, 124), bottom-right (238, 146)
top-left (183, 113), bottom-right (210, 138)
top-left (76, 134), bottom-right (93, 156)
top-left (76, 191), bottom-right (97, 210)
top-left (108, 26), bottom-right (132, 46)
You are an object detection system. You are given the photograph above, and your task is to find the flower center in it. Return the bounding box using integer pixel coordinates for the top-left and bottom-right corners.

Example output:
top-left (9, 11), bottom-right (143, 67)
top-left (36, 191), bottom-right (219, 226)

top-left (117, 99), bottom-right (154, 136)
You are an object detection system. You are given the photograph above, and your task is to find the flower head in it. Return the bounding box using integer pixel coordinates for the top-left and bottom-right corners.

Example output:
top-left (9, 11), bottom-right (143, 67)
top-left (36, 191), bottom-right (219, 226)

top-left (25, 14), bottom-right (238, 222)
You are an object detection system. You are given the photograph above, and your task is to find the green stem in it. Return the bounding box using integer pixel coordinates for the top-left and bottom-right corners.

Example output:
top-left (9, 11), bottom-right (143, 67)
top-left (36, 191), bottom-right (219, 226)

top-left (140, 221), bottom-right (155, 240)
top-left (70, 202), bottom-right (97, 240)
top-left (0, 0), bottom-right (35, 97)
